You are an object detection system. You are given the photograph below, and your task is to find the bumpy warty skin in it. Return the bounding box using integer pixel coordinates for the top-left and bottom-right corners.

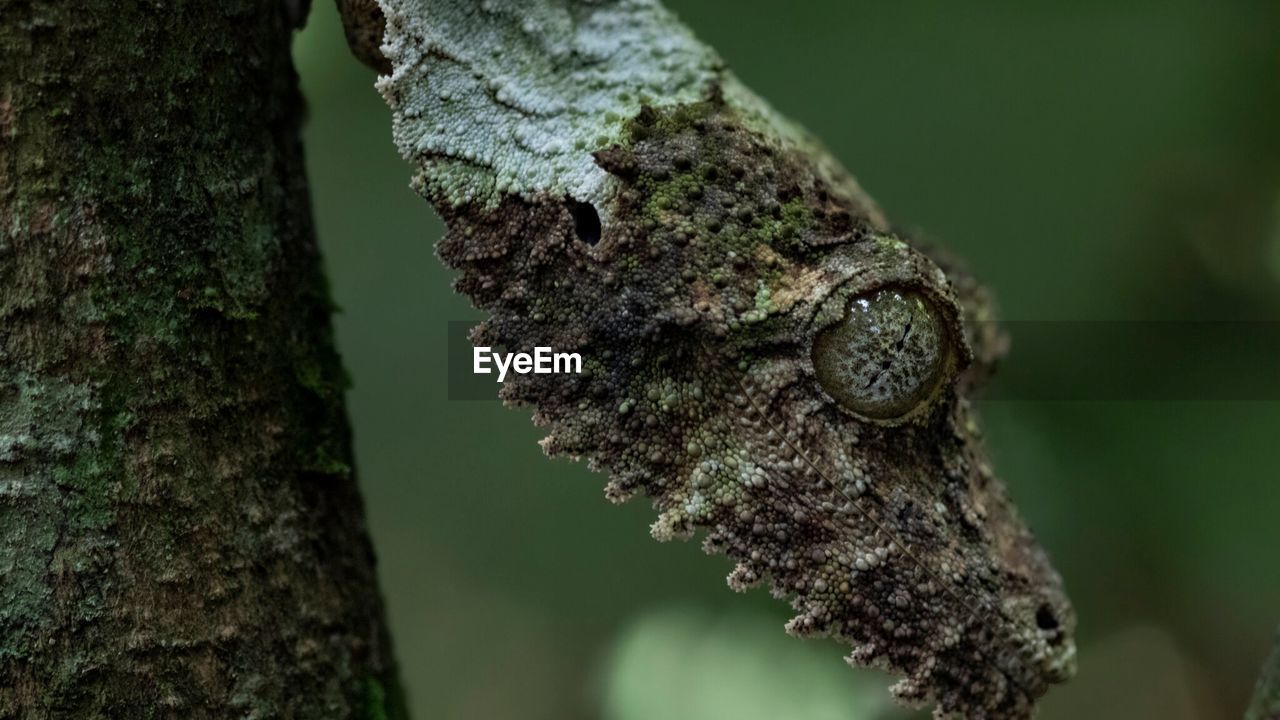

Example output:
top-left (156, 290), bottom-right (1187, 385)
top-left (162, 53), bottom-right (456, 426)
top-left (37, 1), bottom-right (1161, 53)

top-left (369, 1), bottom-right (1077, 717)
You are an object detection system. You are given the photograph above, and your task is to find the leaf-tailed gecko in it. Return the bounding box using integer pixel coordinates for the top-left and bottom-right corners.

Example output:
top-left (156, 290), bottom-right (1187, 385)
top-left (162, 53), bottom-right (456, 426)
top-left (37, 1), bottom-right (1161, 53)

top-left (338, 1), bottom-right (1077, 716)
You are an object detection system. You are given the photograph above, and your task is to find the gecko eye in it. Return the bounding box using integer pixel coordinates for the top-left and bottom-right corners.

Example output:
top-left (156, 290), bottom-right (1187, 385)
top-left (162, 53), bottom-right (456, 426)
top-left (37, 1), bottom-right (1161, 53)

top-left (812, 288), bottom-right (952, 420)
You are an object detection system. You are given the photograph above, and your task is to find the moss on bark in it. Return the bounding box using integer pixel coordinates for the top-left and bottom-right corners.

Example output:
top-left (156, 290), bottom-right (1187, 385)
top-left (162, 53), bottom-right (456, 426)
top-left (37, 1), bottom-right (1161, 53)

top-left (0, 1), bottom-right (402, 717)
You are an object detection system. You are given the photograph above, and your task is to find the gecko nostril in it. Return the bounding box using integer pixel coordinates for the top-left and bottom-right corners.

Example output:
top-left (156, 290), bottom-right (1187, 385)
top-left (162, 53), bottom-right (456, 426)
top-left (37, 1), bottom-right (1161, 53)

top-left (1035, 604), bottom-right (1060, 632)
top-left (566, 199), bottom-right (601, 246)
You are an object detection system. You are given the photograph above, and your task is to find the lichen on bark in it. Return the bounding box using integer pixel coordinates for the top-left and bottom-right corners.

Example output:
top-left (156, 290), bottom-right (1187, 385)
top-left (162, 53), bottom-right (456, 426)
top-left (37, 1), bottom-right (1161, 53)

top-left (0, 1), bottom-right (401, 717)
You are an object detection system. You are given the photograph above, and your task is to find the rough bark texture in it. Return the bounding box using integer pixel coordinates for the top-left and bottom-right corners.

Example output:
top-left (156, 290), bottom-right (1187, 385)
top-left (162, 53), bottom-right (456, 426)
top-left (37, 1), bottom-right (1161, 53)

top-left (0, 2), bottom-right (402, 718)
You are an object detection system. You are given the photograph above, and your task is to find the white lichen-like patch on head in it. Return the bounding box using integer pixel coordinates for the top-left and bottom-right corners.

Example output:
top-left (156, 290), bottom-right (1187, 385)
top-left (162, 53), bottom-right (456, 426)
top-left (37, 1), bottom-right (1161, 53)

top-left (376, 0), bottom-right (722, 208)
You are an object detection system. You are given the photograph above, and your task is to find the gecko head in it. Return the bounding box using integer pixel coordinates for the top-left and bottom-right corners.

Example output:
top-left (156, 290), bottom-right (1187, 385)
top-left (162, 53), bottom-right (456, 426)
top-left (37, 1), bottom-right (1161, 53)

top-left (436, 95), bottom-right (1075, 717)
top-left (373, 0), bottom-right (1076, 708)
top-left (611, 95), bottom-right (1078, 712)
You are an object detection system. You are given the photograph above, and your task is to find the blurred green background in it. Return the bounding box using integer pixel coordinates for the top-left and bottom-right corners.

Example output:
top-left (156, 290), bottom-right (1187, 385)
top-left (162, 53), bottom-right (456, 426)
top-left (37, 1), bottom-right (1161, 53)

top-left (292, 2), bottom-right (1280, 718)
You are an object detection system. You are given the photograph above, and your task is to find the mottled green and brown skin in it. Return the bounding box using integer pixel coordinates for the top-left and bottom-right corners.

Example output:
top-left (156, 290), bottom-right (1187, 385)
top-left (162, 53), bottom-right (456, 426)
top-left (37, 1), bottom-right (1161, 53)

top-left (443, 97), bottom-right (1074, 719)
top-left (352, 0), bottom-right (1075, 716)
top-left (1, 1), bottom-right (401, 717)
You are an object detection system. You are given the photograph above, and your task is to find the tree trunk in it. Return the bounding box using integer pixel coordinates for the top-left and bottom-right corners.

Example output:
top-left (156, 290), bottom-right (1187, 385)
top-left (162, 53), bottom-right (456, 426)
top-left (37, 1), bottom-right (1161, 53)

top-left (0, 1), bottom-right (402, 717)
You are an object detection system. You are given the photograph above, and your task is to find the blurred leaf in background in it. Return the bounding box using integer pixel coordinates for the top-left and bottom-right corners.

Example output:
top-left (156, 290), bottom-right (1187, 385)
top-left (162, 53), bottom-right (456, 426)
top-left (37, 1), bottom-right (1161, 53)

top-left (1044, 626), bottom-right (1217, 720)
top-left (602, 607), bottom-right (890, 720)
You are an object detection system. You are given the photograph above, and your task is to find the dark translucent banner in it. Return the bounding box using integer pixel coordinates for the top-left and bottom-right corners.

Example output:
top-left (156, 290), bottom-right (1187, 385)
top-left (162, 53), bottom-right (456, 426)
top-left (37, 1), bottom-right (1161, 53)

top-left (446, 320), bottom-right (1280, 402)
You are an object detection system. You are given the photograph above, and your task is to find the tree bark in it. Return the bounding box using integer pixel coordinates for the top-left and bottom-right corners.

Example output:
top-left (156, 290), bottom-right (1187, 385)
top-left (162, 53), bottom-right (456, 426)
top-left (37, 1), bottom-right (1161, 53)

top-left (0, 1), bottom-right (402, 717)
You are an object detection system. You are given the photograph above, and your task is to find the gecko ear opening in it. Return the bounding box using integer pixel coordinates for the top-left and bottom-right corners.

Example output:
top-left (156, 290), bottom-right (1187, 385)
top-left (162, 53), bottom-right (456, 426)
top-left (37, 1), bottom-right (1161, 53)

top-left (811, 288), bottom-right (953, 421)
top-left (566, 199), bottom-right (601, 246)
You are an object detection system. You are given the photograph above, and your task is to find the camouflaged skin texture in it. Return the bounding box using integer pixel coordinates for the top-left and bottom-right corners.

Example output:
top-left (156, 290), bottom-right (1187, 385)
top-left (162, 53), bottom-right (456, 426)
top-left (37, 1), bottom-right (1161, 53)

top-left (352, 0), bottom-right (1077, 714)
top-left (431, 98), bottom-right (1076, 718)
top-left (336, 0), bottom-right (391, 74)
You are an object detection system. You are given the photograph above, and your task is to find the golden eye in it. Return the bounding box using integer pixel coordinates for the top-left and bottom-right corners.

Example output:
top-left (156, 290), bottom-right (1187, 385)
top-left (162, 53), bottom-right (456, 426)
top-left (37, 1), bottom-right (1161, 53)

top-left (812, 289), bottom-right (952, 420)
